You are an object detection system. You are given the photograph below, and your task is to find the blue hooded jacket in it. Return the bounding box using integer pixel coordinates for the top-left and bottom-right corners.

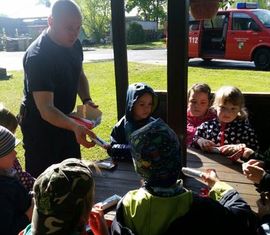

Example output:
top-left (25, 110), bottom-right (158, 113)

top-left (107, 83), bottom-right (158, 161)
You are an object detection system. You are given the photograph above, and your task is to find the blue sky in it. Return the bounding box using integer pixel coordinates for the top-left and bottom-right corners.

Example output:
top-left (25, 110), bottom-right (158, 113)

top-left (0, 0), bottom-right (137, 18)
top-left (0, 0), bottom-right (54, 18)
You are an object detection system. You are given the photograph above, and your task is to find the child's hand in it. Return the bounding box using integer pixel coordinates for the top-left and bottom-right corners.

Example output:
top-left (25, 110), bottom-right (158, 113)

top-left (89, 206), bottom-right (109, 235)
top-left (219, 144), bottom-right (246, 155)
top-left (257, 192), bottom-right (270, 218)
top-left (242, 147), bottom-right (255, 159)
top-left (242, 159), bottom-right (265, 184)
top-left (102, 143), bottom-right (111, 150)
top-left (202, 169), bottom-right (219, 188)
top-left (197, 138), bottom-right (216, 152)
top-left (25, 198), bottom-right (34, 221)
top-left (243, 159), bottom-right (265, 168)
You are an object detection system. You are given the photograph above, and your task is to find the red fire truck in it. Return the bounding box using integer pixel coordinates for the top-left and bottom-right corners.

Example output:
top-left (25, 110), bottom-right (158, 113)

top-left (188, 3), bottom-right (270, 70)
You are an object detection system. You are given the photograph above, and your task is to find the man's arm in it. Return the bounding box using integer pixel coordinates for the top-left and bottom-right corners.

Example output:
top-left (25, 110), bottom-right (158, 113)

top-left (33, 91), bottom-right (95, 148)
top-left (77, 68), bottom-right (98, 107)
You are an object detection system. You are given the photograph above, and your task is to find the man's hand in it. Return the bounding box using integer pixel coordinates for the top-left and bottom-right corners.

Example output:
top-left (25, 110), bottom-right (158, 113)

top-left (84, 99), bottom-right (99, 108)
top-left (73, 124), bottom-right (96, 148)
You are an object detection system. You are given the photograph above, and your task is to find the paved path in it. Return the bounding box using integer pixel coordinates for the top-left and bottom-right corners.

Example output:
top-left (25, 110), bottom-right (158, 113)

top-left (0, 48), bottom-right (167, 71)
top-left (0, 48), bottom-right (255, 71)
top-left (83, 48), bottom-right (168, 65)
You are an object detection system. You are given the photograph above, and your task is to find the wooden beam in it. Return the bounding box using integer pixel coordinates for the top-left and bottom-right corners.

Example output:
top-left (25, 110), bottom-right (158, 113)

top-left (110, 0), bottom-right (129, 120)
top-left (167, 0), bottom-right (189, 166)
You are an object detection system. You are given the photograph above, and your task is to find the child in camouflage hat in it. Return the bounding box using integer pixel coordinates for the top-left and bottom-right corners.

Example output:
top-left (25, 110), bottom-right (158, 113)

top-left (19, 158), bottom-right (109, 235)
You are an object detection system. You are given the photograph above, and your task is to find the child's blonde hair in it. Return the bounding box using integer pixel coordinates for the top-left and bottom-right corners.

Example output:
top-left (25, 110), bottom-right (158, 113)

top-left (213, 86), bottom-right (247, 119)
top-left (0, 103), bottom-right (18, 133)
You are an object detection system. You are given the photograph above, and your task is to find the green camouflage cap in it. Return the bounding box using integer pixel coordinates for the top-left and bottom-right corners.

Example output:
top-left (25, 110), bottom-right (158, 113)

top-left (32, 158), bottom-right (94, 235)
top-left (130, 118), bottom-right (181, 187)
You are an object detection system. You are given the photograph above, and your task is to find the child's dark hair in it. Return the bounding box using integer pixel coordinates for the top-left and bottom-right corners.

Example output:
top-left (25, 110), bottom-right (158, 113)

top-left (188, 83), bottom-right (212, 101)
top-left (213, 86), bottom-right (248, 119)
top-left (0, 103), bottom-right (18, 133)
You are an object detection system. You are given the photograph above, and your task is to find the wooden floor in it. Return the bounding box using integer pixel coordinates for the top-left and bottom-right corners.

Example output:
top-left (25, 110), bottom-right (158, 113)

top-left (93, 147), bottom-right (259, 213)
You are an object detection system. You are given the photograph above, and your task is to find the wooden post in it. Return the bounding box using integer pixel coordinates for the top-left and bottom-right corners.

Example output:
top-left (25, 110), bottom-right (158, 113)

top-left (111, 0), bottom-right (129, 120)
top-left (167, 0), bottom-right (189, 167)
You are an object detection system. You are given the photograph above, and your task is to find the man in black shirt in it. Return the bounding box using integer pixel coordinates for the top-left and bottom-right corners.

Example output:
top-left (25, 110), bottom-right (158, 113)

top-left (20, 0), bottom-right (97, 177)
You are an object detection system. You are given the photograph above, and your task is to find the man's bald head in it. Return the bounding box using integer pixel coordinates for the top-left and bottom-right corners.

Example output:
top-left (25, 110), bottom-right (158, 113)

top-left (51, 0), bottom-right (82, 20)
top-left (48, 0), bottom-right (82, 47)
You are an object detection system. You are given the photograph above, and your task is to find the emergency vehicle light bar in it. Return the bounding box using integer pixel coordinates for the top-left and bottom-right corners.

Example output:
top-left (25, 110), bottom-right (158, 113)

top-left (237, 2), bottom-right (258, 9)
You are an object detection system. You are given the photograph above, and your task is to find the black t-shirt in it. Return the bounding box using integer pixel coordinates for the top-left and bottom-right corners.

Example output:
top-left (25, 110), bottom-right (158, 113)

top-left (22, 30), bottom-right (83, 116)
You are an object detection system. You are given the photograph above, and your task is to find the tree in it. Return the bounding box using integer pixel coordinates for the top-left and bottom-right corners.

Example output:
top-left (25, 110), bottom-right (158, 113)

top-left (38, 0), bottom-right (51, 8)
top-left (126, 0), bottom-right (167, 26)
top-left (38, 0), bottom-right (111, 42)
top-left (255, 0), bottom-right (268, 9)
top-left (127, 22), bottom-right (145, 44)
top-left (228, 0), bottom-right (269, 9)
top-left (75, 0), bottom-right (111, 43)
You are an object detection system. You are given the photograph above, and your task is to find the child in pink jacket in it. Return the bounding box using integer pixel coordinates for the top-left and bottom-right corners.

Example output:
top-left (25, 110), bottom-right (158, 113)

top-left (187, 83), bottom-right (216, 146)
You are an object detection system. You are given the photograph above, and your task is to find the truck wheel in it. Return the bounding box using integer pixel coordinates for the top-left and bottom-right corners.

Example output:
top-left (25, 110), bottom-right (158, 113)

top-left (254, 48), bottom-right (270, 70)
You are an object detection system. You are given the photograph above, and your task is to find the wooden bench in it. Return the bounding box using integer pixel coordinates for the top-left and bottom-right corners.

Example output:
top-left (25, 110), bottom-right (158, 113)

top-left (153, 91), bottom-right (270, 151)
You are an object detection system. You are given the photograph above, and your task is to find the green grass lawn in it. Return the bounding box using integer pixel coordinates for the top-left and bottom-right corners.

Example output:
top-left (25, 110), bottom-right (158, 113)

top-left (1, 61), bottom-right (270, 168)
top-left (84, 40), bottom-right (166, 50)
top-left (126, 41), bottom-right (166, 50)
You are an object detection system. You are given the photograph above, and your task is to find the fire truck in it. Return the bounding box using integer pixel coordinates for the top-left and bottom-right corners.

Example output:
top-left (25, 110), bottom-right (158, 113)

top-left (188, 3), bottom-right (270, 70)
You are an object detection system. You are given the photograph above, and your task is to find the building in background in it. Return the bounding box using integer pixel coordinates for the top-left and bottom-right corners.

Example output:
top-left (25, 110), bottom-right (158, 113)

top-left (0, 16), bottom-right (47, 51)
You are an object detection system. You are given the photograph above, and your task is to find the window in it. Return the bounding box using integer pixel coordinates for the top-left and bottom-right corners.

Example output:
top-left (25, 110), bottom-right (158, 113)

top-left (189, 20), bottom-right (200, 31)
top-left (253, 9), bottom-right (270, 28)
top-left (232, 12), bottom-right (256, 30)
top-left (204, 14), bottom-right (227, 29)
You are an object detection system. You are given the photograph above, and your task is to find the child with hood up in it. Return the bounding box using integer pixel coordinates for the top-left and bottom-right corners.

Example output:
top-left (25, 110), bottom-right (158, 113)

top-left (107, 82), bottom-right (158, 162)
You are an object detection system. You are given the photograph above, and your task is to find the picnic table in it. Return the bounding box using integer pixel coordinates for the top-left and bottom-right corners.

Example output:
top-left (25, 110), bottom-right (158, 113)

top-left (185, 148), bottom-right (259, 212)
top-left (93, 147), bottom-right (259, 213)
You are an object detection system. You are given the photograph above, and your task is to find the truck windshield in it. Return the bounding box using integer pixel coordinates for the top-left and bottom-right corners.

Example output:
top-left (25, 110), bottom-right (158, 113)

top-left (253, 10), bottom-right (270, 28)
